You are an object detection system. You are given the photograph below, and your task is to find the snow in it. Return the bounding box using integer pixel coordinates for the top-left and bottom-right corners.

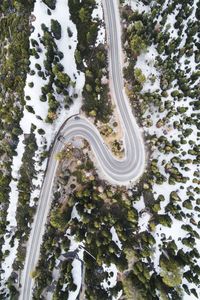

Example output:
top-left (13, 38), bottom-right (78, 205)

top-left (138, 42), bottom-right (199, 276)
top-left (92, 0), bottom-right (103, 20)
top-left (133, 194), bottom-right (153, 234)
top-left (71, 204), bottom-right (81, 221)
top-left (124, 0), bottom-right (150, 13)
top-left (138, 212), bottom-right (151, 233)
top-left (184, 294), bottom-right (199, 300)
top-left (153, 217), bottom-right (191, 272)
top-left (135, 45), bottom-right (160, 93)
top-left (1, 0), bottom-right (84, 288)
top-left (128, 0), bottom-right (200, 297)
top-left (1, 0), bottom-right (199, 297)
top-left (114, 290), bottom-right (123, 300)
top-left (92, 0), bottom-right (106, 46)
top-left (161, 4), bottom-right (182, 41)
top-left (101, 263), bottom-right (118, 290)
top-left (156, 0), bottom-right (171, 24)
top-left (1, 0), bottom-right (112, 294)
top-left (70, 253), bottom-right (83, 297)
top-left (182, 280), bottom-right (200, 300)
top-left (133, 194), bottom-right (145, 211)
top-left (65, 230), bottom-right (84, 300)
top-left (178, 0), bottom-right (198, 50)
top-left (110, 226), bottom-right (122, 250)
top-left (52, 259), bottom-right (60, 281)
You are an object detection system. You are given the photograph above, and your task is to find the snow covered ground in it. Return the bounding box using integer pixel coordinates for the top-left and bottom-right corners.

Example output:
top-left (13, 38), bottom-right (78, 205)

top-left (92, 0), bottom-right (106, 46)
top-left (125, 0), bottom-right (200, 298)
top-left (124, 0), bottom-right (150, 13)
top-left (101, 263), bottom-right (118, 292)
top-left (110, 226), bottom-right (123, 250)
top-left (65, 231), bottom-right (84, 300)
top-left (135, 45), bottom-right (160, 93)
top-left (0, 0), bottom-right (112, 297)
top-left (2, 0), bottom-right (198, 298)
top-left (1, 0), bottom-right (84, 288)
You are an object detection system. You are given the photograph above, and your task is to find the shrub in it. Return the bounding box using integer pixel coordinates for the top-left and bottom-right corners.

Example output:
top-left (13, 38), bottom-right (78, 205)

top-left (130, 35), bottom-right (147, 55)
top-left (51, 19), bottom-right (61, 40)
top-left (43, 0), bottom-right (56, 10)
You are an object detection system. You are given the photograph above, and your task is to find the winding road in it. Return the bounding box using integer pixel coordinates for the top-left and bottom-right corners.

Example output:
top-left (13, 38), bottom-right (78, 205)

top-left (20, 0), bottom-right (145, 299)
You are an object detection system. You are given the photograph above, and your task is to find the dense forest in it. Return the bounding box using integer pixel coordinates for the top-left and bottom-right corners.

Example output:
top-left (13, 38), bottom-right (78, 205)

top-left (0, 0), bottom-right (199, 299)
top-left (32, 0), bottom-right (200, 299)
top-left (0, 1), bottom-right (36, 298)
top-left (68, 0), bottom-right (112, 122)
top-left (31, 1), bottom-right (199, 299)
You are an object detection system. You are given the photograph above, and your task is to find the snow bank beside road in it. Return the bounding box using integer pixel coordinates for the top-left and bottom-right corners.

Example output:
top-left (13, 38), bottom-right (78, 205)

top-left (92, 0), bottom-right (106, 46)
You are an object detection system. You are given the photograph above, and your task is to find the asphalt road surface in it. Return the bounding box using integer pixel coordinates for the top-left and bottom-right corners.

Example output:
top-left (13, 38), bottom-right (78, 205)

top-left (20, 0), bottom-right (145, 299)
